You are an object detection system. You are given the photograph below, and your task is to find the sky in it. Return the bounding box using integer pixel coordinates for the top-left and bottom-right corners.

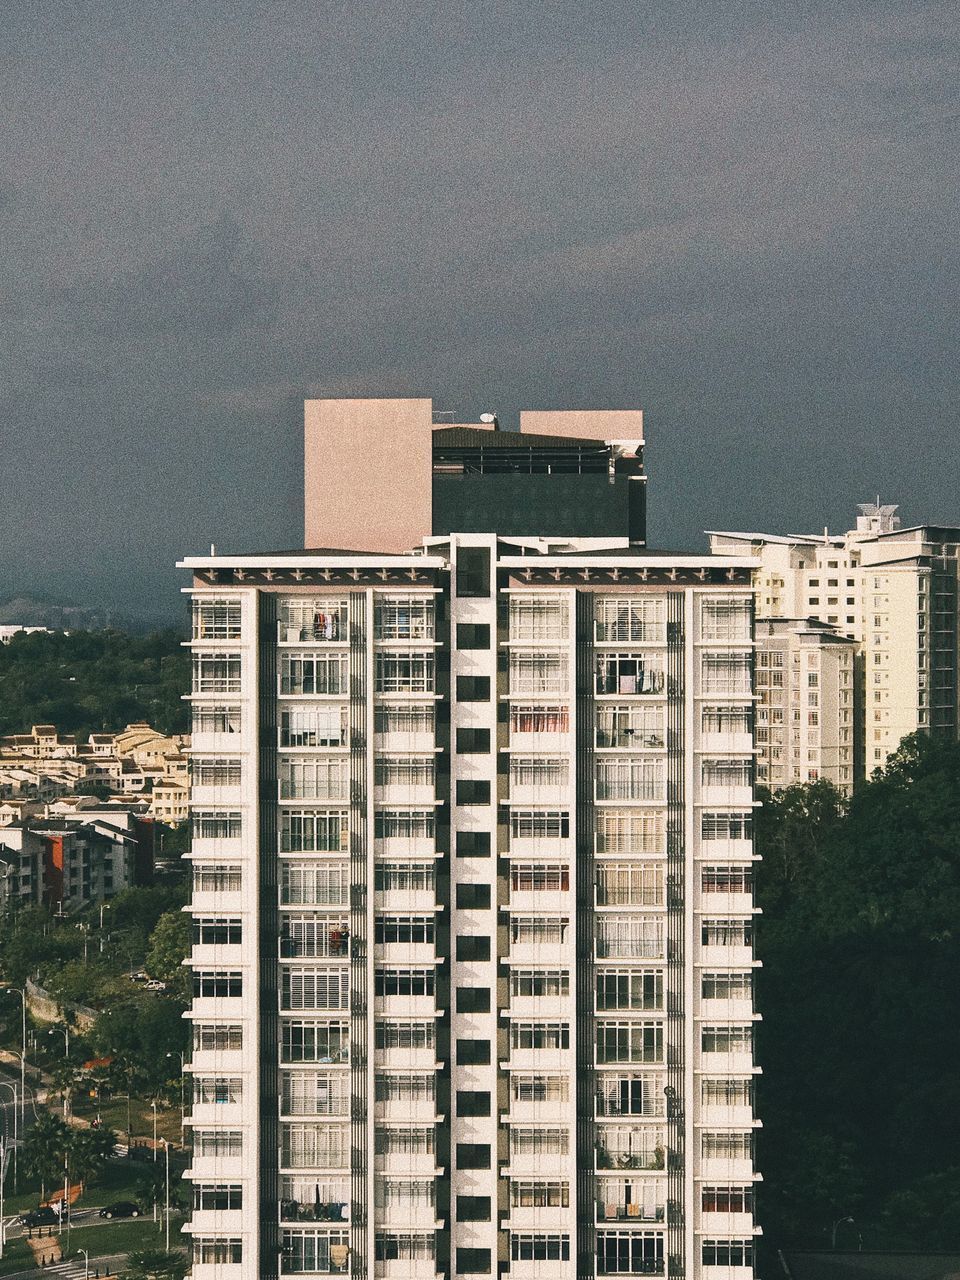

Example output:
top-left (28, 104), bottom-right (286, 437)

top-left (1, 0), bottom-right (957, 622)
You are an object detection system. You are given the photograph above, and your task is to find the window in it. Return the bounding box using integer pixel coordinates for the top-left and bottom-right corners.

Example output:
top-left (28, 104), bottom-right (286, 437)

top-left (702, 1186), bottom-right (754, 1213)
top-left (375, 1234), bottom-right (435, 1262)
top-left (192, 653), bottom-right (242, 694)
top-left (193, 864), bottom-right (242, 893)
top-left (512, 1075), bottom-right (569, 1103)
top-left (375, 756), bottom-right (435, 787)
top-left (456, 987), bottom-right (491, 1013)
top-left (457, 1143), bottom-right (491, 1169)
top-left (374, 596), bottom-right (434, 640)
top-left (595, 1076), bottom-right (661, 1117)
top-left (596, 1022), bottom-right (663, 1063)
top-left (701, 652), bottom-right (752, 695)
top-left (376, 916), bottom-right (435, 944)
top-left (375, 863), bottom-right (435, 892)
top-left (457, 1090), bottom-right (491, 1116)
top-left (191, 757), bottom-right (242, 786)
top-left (193, 1024), bottom-right (243, 1051)
top-left (375, 1021), bottom-right (435, 1050)
top-left (511, 756), bottom-right (568, 787)
top-left (192, 811), bottom-right (242, 840)
top-left (279, 598), bottom-right (348, 642)
top-left (281, 810), bottom-right (348, 852)
top-left (701, 1078), bottom-right (752, 1108)
top-left (193, 1077), bottom-right (242, 1104)
top-left (374, 705), bottom-right (434, 735)
top-left (457, 728), bottom-right (490, 753)
top-left (192, 917), bottom-right (242, 945)
top-left (701, 759), bottom-right (752, 788)
top-left (376, 968), bottom-right (435, 997)
top-left (509, 596), bottom-right (569, 641)
top-left (701, 865), bottom-right (752, 892)
top-left (374, 652), bottom-right (435, 693)
top-left (280, 706), bottom-right (347, 748)
top-left (194, 1185), bottom-right (242, 1210)
top-left (192, 705), bottom-right (242, 735)
top-left (511, 1182), bottom-right (570, 1208)
top-left (702, 972), bottom-right (752, 1001)
top-left (457, 1039), bottom-right (491, 1065)
top-left (280, 918), bottom-right (350, 959)
top-left (511, 916), bottom-right (568, 944)
top-left (282, 1071), bottom-right (349, 1116)
top-left (511, 705), bottom-right (569, 734)
top-left (456, 831), bottom-right (491, 857)
top-left (511, 1022), bottom-right (570, 1049)
top-left (701, 919), bottom-right (752, 946)
top-left (193, 1239), bottom-right (243, 1265)
top-left (457, 623), bottom-right (490, 649)
top-left (596, 863), bottom-right (663, 907)
top-left (282, 1230), bottom-right (349, 1274)
top-left (701, 705), bottom-right (752, 734)
top-left (282, 968), bottom-right (350, 1011)
top-left (193, 971), bottom-right (242, 998)
top-left (596, 704), bottom-right (664, 749)
top-left (511, 810), bottom-right (570, 839)
top-left (596, 917), bottom-right (663, 959)
top-left (457, 675), bottom-right (490, 701)
top-left (596, 971), bottom-right (662, 1011)
top-left (281, 1020), bottom-right (349, 1063)
top-left (511, 1235), bottom-right (570, 1262)
top-left (511, 864), bottom-right (569, 891)
top-left (512, 652), bottom-right (569, 695)
top-left (596, 1231), bottom-right (664, 1274)
top-left (701, 812), bottom-right (752, 840)
top-left (456, 1248), bottom-right (491, 1274)
top-left (456, 883), bottom-right (490, 909)
top-left (457, 1196), bottom-right (492, 1221)
top-left (280, 652), bottom-right (348, 695)
top-left (193, 600), bottom-right (242, 640)
top-left (701, 1132), bottom-right (753, 1159)
top-left (596, 654), bottom-right (665, 696)
top-left (282, 1123), bottom-right (350, 1168)
top-left (595, 597), bottom-right (665, 643)
top-left (701, 1026), bottom-right (753, 1053)
top-left (374, 1074), bottom-right (436, 1103)
top-left (457, 547), bottom-right (490, 597)
top-left (457, 779), bottom-right (491, 805)
top-left (374, 810), bottom-right (435, 840)
top-left (281, 759), bottom-right (349, 801)
top-left (702, 1241), bottom-right (753, 1266)
top-left (281, 863), bottom-right (349, 906)
top-left (456, 935), bottom-right (490, 961)
top-left (596, 758), bottom-right (664, 801)
top-left (193, 1130), bottom-right (242, 1156)
top-left (700, 598), bottom-right (752, 641)
top-left (510, 969), bottom-right (570, 997)
top-left (596, 810), bottom-right (663, 854)
top-left (510, 1128), bottom-right (569, 1155)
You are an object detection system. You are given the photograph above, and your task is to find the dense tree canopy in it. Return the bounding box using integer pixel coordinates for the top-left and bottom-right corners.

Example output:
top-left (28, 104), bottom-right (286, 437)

top-left (0, 628), bottom-right (188, 738)
top-left (757, 735), bottom-right (960, 1255)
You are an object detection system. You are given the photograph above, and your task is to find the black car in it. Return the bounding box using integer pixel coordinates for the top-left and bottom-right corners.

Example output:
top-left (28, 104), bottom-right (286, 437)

top-left (99, 1201), bottom-right (141, 1219)
top-left (19, 1206), bottom-right (59, 1228)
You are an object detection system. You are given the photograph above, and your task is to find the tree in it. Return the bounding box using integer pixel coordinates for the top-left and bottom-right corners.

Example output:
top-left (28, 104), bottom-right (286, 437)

top-left (69, 1125), bottom-right (117, 1189)
top-left (121, 1249), bottom-right (189, 1280)
top-left (20, 1110), bottom-right (69, 1200)
top-left (146, 911), bottom-right (191, 991)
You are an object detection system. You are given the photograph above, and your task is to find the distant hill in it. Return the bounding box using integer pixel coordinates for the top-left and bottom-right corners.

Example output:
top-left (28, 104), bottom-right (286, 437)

top-left (0, 595), bottom-right (184, 635)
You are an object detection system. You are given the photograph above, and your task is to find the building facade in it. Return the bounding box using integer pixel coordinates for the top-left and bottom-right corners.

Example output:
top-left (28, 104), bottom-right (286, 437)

top-left (180, 401), bottom-right (761, 1280)
top-left (710, 503), bottom-right (960, 778)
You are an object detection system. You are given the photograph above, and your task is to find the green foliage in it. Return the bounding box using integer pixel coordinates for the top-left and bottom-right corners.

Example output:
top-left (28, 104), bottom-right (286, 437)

top-left (20, 1110), bottom-right (70, 1198)
top-left (0, 628), bottom-right (188, 738)
top-left (758, 735), bottom-right (960, 1253)
top-left (69, 1125), bottom-right (118, 1187)
top-left (146, 911), bottom-right (191, 992)
top-left (121, 1248), bottom-right (189, 1280)
top-left (90, 996), bottom-right (188, 1092)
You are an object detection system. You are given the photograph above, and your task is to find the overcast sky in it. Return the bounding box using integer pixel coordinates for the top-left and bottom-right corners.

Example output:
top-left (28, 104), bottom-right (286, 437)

top-left (2, 0), bottom-right (957, 620)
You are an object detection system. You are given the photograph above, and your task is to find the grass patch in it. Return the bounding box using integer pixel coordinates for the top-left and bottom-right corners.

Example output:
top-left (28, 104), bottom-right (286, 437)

top-left (0, 1238), bottom-right (35, 1277)
top-left (0, 1157), bottom-right (170, 1216)
top-left (62, 1215), bottom-right (184, 1257)
top-left (71, 1096), bottom-right (182, 1146)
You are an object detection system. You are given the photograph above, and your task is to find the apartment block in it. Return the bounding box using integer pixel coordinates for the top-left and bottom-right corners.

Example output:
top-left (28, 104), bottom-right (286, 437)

top-left (179, 399), bottom-right (761, 1280)
top-left (711, 503), bottom-right (960, 778)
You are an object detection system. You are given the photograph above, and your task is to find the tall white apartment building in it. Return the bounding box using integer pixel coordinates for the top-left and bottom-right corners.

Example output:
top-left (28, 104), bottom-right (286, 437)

top-left (711, 503), bottom-right (960, 778)
top-left (753, 620), bottom-right (857, 792)
top-left (179, 399), bottom-right (761, 1280)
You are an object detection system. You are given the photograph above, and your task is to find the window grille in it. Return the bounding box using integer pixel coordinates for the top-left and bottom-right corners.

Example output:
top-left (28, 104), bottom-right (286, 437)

top-left (193, 601), bottom-right (242, 640)
top-left (594, 597), bottom-right (665, 643)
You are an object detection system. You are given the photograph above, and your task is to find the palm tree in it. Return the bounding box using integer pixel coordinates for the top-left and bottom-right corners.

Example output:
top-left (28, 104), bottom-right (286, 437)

top-left (121, 1248), bottom-right (188, 1280)
top-left (69, 1125), bottom-right (117, 1190)
top-left (20, 1111), bottom-right (69, 1201)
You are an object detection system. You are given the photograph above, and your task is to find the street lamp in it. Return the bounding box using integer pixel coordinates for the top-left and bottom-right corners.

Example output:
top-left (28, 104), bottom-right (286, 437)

top-left (78, 1247), bottom-right (88, 1280)
top-left (832, 1216), bottom-right (855, 1249)
top-left (162, 1138), bottom-right (171, 1252)
top-left (0, 1080), bottom-right (18, 1194)
top-left (48, 1025), bottom-right (69, 1055)
top-left (151, 1100), bottom-right (158, 1160)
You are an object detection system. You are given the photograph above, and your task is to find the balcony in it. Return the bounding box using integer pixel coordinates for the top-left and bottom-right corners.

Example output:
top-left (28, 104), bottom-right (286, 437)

top-left (596, 1148), bottom-right (665, 1172)
top-left (595, 1203), bottom-right (665, 1224)
top-left (280, 1199), bottom-right (350, 1224)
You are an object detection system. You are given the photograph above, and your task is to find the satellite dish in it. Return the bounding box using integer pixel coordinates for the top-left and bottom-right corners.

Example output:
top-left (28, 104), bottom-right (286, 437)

top-left (479, 412), bottom-right (496, 423)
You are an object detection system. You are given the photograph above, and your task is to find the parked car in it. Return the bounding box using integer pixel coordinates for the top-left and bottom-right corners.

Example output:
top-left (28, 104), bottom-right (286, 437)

top-left (144, 980), bottom-right (167, 991)
top-left (99, 1201), bottom-right (141, 1219)
top-left (19, 1206), bottom-right (59, 1228)
top-left (131, 971), bottom-right (149, 982)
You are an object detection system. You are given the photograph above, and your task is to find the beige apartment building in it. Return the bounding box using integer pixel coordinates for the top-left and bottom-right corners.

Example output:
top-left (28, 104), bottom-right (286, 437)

top-left (710, 503), bottom-right (960, 782)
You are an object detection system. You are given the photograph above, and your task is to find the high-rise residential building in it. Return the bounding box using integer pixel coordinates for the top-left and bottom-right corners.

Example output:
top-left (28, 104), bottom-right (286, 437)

top-left (753, 619), bottom-right (858, 793)
top-left (710, 503), bottom-right (960, 778)
top-left (180, 399), bottom-right (761, 1280)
